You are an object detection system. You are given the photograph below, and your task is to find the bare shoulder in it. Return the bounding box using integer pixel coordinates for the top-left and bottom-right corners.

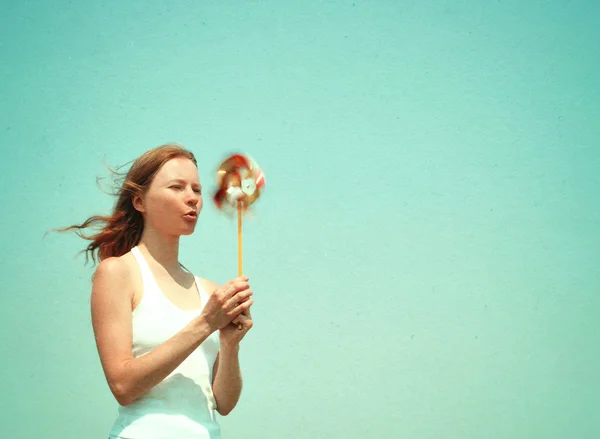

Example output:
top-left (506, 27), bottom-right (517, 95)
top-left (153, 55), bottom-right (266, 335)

top-left (92, 255), bottom-right (135, 287)
top-left (94, 256), bottom-right (129, 279)
top-left (91, 254), bottom-right (136, 302)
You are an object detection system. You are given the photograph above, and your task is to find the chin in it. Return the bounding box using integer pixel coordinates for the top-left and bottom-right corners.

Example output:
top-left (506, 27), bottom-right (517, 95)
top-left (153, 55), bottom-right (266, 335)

top-left (181, 225), bottom-right (197, 236)
top-left (163, 225), bottom-right (197, 237)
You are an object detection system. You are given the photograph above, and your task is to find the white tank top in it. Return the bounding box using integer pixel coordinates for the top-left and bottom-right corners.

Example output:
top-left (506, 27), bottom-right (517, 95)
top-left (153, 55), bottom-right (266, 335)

top-left (108, 246), bottom-right (222, 439)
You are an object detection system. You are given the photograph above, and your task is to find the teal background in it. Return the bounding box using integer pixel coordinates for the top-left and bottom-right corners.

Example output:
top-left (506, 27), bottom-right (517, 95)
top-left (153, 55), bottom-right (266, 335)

top-left (1, 1), bottom-right (599, 438)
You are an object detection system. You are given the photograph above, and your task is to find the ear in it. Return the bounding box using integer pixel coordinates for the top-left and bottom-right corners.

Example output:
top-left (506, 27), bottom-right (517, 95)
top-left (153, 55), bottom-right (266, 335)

top-left (132, 192), bottom-right (145, 213)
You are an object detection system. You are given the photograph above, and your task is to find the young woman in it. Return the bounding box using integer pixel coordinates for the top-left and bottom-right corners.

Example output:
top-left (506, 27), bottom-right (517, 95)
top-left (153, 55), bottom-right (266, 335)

top-left (60, 144), bottom-right (254, 439)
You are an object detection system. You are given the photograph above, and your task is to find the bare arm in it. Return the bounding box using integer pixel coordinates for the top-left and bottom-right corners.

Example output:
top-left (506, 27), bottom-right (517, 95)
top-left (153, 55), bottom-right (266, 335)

top-left (212, 346), bottom-right (243, 416)
top-left (205, 279), bottom-right (254, 416)
top-left (91, 258), bottom-right (212, 406)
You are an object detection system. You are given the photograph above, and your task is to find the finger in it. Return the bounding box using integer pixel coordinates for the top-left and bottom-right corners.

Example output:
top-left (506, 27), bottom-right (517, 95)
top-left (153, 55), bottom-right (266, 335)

top-left (220, 281), bottom-right (248, 301)
top-left (231, 316), bottom-right (244, 330)
top-left (231, 298), bottom-right (254, 317)
top-left (233, 313), bottom-right (250, 322)
top-left (228, 281), bottom-right (249, 297)
top-left (228, 277), bottom-right (249, 289)
top-left (228, 299), bottom-right (253, 328)
top-left (239, 305), bottom-right (252, 319)
top-left (232, 314), bottom-right (252, 331)
top-left (229, 307), bottom-right (251, 325)
top-left (238, 314), bottom-right (253, 330)
top-left (236, 280), bottom-right (250, 292)
top-left (234, 288), bottom-right (253, 304)
top-left (231, 313), bottom-right (249, 328)
top-left (224, 289), bottom-right (252, 311)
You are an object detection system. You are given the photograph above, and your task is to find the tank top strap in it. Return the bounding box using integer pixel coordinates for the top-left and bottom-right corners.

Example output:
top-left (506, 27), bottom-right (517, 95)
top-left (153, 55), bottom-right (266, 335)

top-left (131, 246), bottom-right (160, 296)
top-left (194, 276), bottom-right (211, 307)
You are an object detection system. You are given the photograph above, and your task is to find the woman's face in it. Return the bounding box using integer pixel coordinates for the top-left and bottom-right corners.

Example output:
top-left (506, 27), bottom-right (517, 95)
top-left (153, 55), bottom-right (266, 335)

top-left (136, 157), bottom-right (203, 236)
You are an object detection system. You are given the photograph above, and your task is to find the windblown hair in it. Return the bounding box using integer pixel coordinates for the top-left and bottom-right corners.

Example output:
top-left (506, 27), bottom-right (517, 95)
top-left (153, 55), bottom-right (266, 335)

top-left (57, 143), bottom-right (197, 265)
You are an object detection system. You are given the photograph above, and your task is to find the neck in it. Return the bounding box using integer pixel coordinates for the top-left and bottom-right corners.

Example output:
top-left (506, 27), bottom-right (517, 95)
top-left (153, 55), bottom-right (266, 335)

top-left (136, 227), bottom-right (182, 274)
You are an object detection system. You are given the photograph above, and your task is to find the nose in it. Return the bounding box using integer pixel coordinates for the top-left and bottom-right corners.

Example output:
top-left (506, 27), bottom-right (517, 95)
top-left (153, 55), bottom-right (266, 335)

top-left (185, 188), bottom-right (201, 207)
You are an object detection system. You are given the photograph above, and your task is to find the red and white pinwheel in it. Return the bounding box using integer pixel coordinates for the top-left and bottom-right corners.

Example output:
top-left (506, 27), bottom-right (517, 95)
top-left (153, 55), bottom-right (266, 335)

top-left (213, 154), bottom-right (265, 215)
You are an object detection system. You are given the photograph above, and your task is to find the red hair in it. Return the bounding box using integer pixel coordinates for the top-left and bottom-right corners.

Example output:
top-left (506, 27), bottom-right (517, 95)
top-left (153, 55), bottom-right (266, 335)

top-left (57, 143), bottom-right (197, 265)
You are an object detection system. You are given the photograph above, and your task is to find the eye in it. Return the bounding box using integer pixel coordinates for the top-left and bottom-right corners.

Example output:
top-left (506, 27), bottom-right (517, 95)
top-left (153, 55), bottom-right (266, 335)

top-left (170, 185), bottom-right (183, 190)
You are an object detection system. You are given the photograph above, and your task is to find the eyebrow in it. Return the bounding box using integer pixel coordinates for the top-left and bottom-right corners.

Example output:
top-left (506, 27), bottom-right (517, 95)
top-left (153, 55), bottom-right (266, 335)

top-left (168, 178), bottom-right (202, 188)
